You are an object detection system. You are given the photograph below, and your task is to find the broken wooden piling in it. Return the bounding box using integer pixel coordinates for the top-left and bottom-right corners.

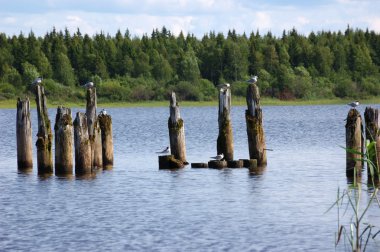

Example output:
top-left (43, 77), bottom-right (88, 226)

top-left (86, 87), bottom-right (102, 169)
top-left (16, 98), bottom-right (33, 170)
top-left (98, 113), bottom-right (114, 169)
top-left (217, 85), bottom-right (234, 161)
top-left (74, 112), bottom-right (92, 175)
top-left (35, 85), bottom-right (53, 174)
top-left (159, 155), bottom-right (184, 169)
top-left (346, 108), bottom-right (364, 177)
top-left (245, 82), bottom-right (267, 166)
top-left (54, 106), bottom-right (73, 175)
top-left (168, 92), bottom-right (187, 163)
top-left (364, 107), bottom-right (380, 180)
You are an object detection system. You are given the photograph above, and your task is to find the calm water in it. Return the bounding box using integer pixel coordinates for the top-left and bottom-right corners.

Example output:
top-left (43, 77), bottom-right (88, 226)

top-left (0, 104), bottom-right (379, 251)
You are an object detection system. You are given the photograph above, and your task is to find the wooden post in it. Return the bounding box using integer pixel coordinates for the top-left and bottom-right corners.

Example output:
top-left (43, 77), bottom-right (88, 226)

top-left (16, 98), bottom-right (33, 170)
top-left (98, 114), bottom-right (114, 169)
top-left (364, 107), bottom-right (380, 180)
top-left (54, 106), bottom-right (73, 175)
top-left (35, 85), bottom-right (53, 174)
top-left (74, 112), bottom-right (92, 175)
top-left (217, 86), bottom-right (234, 161)
top-left (168, 92), bottom-right (187, 163)
top-left (93, 121), bottom-right (103, 169)
top-left (159, 155), bottom-right (184, 169)
top-left (245, 83), bottom-right (267, 166)
top-left (346, 108), bottom-right (364, 177)
top-left (86, 87), bottom-right (102, 169)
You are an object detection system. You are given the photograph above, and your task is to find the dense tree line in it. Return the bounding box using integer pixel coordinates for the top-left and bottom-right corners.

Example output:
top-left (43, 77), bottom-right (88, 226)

top-left (0, 26), bottom-right (379, 102)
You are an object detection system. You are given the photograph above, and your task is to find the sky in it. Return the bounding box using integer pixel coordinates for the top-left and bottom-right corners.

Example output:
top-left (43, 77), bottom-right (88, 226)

top-left (0, 0), bottom-right (380, 38)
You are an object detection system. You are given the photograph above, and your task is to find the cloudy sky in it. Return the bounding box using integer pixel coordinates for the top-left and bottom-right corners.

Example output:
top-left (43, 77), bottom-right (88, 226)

top-left (0, 0), bottom-right (380, 38)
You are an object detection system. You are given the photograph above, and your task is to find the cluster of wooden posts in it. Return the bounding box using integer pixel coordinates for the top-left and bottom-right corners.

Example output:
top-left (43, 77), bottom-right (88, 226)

top-left (16, 85), bottom-right (113, 176)
top-left (159, 82), bottom-right (267, 171)
top-left (346, 106), bottom-right (380, 182)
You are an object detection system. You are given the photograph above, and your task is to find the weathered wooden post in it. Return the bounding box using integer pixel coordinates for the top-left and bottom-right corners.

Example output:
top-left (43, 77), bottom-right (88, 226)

top-left (168, 92), bottom-right (187, 163)
top-left (16, 97), bottom-right (33, 170)
top-left (217, 85), bottom-right (234, 161)
top-left (346, 109), bottom-right (364, 177)
top-left (98, 113), bottom-right (114, 169)
top-left (74, 112), bottom-right (92, 175)
top-left (86, 87), bottom-right (102, 169)
top-left (54, 106), bottom-right (73, 175)
top-left (245, 83), bottom-right (267, 166)
top-left (35, 85), bottom-right (53, 174)
top-left (364, 107), bottom-right (380, 180)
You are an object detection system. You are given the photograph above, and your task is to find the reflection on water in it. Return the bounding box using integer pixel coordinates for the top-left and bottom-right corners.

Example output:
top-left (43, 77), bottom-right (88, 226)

top-left (0, 104), bottom-right (379, 251)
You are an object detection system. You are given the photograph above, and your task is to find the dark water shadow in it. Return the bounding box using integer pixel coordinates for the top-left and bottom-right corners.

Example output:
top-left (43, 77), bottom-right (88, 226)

top-left (37, 172), bottom-right (53, 180)
top-left (75, 173), bottom-right (97, 180)
top-left (17, 168), bottom-right (33, 176)
top-left (248, 165), bottom-right (267, 176)
top-left (55, 173), bottom-right (75, 180)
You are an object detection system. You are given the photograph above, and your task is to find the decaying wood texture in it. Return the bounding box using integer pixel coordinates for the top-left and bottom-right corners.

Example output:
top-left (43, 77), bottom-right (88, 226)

top-left (54, 106), bottom-right (73, 175)
top-left (16, 98), bottom-right (33, 170)
top-left (158, 155), bottom-right (184, 169)
top-left (35, 85), bottom-right (53, 174)
top-left (346, 108), bottom-right (364, 177)
top-left (364, 107), bottom-right (380, 180)
top-left (217, 86), bottom-right (234, 161)
top-left (245, 83), bottom-right (267, 166)
top-left (168, 92), bottom-right (187, 163)
top-left (98, 114), bottom-right (114, 169)
top-left (74, 112), bottom-right (92, 174)
top-left (86, 87), bottom-right (102, 169)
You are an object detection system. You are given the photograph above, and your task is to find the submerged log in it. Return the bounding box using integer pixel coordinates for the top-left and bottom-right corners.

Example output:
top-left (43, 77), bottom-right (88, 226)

top-left (364, 107), bottom-right (380, 180)
top-left (191, 163), bottom-right (208, 168)
top-left (246, 83), bottom-right (267, 166)
top-left (168, 92), bottom-right (187, 163)
top-left (74, 112), bottom-right (92, 174)
top-left (217, 86), bottom-right (234, 161)
top-left (54, 106), bottom-right (73, 175)
top-left (159, 155), bottom-right (184, 169)
top-left (346, 108), bottom-right (364, 177)
top-left (86, 87), bottom-right (102, 169)
top-left (227, 160), bottom-right (244, 168)
top-left (98, 114), bottom-right (114, 169)
top-left (16, 98), bottom-right (33, 170)
top-left (35, 85), bottom-right (53, 174)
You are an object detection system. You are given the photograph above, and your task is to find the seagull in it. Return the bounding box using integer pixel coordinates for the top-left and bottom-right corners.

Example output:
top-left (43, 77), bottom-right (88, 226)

top-left (246, 75), bottom-right (258, 84)
top-left (348, 101), bottom-right (359, 108)
top-left (31, 77), bottom-right (43, 86)
top-left (156, 146), bottom-right (170, 154)
top-left (100, 109), bottom-right (107, 115)
top-left (210, 153), bottom-right (224, 161)
top-left (82, 81), bottom-right (94, 89)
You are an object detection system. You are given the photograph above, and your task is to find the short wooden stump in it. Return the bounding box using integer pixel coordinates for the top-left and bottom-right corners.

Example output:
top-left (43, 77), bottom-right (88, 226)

top-left (227, 160), bottom-right (244, 168)
top-left (191, 163), bottom-right (208, 168)
top-left (159, 155), bottom-right (185, 169)
top-left (208, 160), bottom-right (227, 169)
top-left (240, 159), bottom-right (258, 169)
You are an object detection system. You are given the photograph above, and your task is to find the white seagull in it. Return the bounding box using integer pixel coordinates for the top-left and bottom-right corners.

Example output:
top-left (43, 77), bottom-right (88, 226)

top-left (210, 153), bottom-right (224, 161)
top-left (246, 75), bottom-right (258, 84)
top-left (156, 146), bottom-right (170, 154)
top-left (82, 81), bottom-right (94, 89)
top-left (31, 77), bottom-right (43, 86)
top-left (218, 83), bottom-right (230, 92)
top-left (100, 109), bottom-right (107, 115)
top-left (348, 101), bottom-right (359, 108)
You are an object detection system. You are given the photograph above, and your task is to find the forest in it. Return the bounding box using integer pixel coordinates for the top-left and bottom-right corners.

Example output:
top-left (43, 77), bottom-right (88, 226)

top-left (0, 26), bottom-right (379, 103)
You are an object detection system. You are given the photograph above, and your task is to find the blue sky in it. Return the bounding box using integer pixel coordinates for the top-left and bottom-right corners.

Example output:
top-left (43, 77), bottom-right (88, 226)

top-left (0, 0), bottom-right (379, 37)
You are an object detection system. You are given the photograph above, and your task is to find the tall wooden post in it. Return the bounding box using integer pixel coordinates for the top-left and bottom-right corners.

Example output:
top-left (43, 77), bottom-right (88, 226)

top-left (16, 98), bottom-right (33, 170)
top-left (346, 109), bottom-right (364, 177)
top-left (54, 106), bottom-right (73, 175)
top-left (86, 87), bottom-right (102, 169)
top-left (98, 113), bottom-right (114, 169)
top-left (35, 85), bottom-right (53, 174)
top-left (364, 107), bottom-right (380, 179)
top-left (245, 83), bottom-right (267, 166)
top-left (168, 92), bottom-right (187, 163)
top-left (217, 86), bottom-right (234, 161)
top-left (74, 112), bottom-right (92, 175)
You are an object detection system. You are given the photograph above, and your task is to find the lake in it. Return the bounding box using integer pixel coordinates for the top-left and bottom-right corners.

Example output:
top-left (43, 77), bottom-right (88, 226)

top-left (0, 104), bottom-right (379, 251)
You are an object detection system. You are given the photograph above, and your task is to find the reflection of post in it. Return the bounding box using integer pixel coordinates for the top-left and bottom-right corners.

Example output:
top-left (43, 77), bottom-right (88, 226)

top-left (74, 112), bottom-right (92, 175)
top-left (245, 83), bottom-right (267, 166)
top-left (346, 109), bottom-right (364, 177)
top-left (16, 98), bottom-right (33, 170)
top-left (364, 107), bottom-right (380, 179)
top-left (86, 87), bottom-right (102, 169)
top-left (98, 114), bottom-right (114, 169)
top-left (54, 106), bottom-right (73, 175)
top-left (217, 86), bottom-right (234, 161)
top-left (168, 92), bottom-right (187, 163)
top-left (35, 85), bottom-right (53, 174)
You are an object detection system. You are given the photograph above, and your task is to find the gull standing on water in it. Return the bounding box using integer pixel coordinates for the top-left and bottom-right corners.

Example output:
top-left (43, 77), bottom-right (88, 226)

top-left (82, 81), bottom-right (94, 89)
top-left (31, 77), bottom-right (43, 86)
top-left (210, 153), bottom-right (224, 161)
top-left (156, 146), bottom-right (170, 154)
top-left (246, 75), bottom-right (258, 84)
top-left (348, 101), bottom-right (359, 108)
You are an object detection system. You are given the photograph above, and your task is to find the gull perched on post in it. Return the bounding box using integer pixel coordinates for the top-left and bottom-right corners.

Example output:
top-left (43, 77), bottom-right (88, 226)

top-left (210, 153), bottom-right (224, 161)
top-left (31, 77), bottom-right (43, 86)
top-left (246, 75), bottom-right (258, 84)
top-left (347, 101), bottom-right (359, 108)
top-left (100, 109), bottom-right (107, 115)
top-left (81, 81), bottom-right (94, 89)
top-left (218, 83), bottom-right (230, 92)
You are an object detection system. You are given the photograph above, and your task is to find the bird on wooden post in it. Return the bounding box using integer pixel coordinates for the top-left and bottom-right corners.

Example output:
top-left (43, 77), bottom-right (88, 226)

top-left (348, 101), bottom-right (359, 109)
top-left (218, 83), bottom-right (230, 93)
top-left (31, 77), bottom-right (43, 86)
top-left (82, 81), bottom-right (94, 89)
top-left (156, 146), bottom-right (170, 155)
top-left (100, 108), bottom-right (107, 116)
top-left (210, 153), bottom-right (224, 161)
top-left (246, 75), bottom-right (258, 84)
